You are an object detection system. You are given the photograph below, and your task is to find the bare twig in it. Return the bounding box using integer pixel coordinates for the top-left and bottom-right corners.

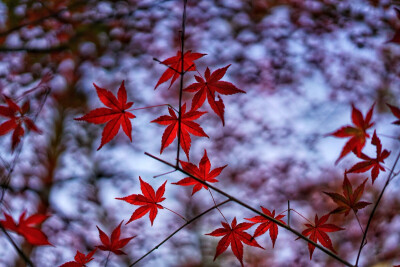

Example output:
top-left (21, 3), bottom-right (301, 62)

top-left (0, 224), bottom-right (35, 267)
top-left (129, 199), bottom-right (231, 266)
top-left (145, 152), bottom-right (354, 267)
top-left (176, 0), bottom-right (188, 166)
top-left (355, 149), bottom-right (400, 266)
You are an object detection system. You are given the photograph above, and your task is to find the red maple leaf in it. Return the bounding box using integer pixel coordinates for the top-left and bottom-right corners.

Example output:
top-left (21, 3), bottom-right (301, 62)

top-left (299, 213), bottom-right (344, 259)
top-left (74, 81), bottom-right (136, 150)
top-left (184, 65), bottom-right (245, 125)
top-left (96, 221), bottom-right (135, 255)
top-left (173, 149), bottom-right (227, 195)
top-left (59, 249), bottom-right (96, 267)
top-left (347, 131), bottom-right (390, 183)
top-left (245, 207), bottom-right (286, 248)
top-left (387, 103), bottom-right (400, 125)
top-left (0, 96), bottom-right (41, 151)
top-left (154, 50), bottom-right (206, 89)
top-left (206, 217), bottom-right (263, 267)
top-left (0, 211), bottom-right (51, 246)
top-left (116, 177), bottom-right (167, 225)
top-left (324, 174), bottom-right (371, 216)
top-left (151, 103), bottom-right (208, 159)
top-left (328, 104), bottom-right (374, 164)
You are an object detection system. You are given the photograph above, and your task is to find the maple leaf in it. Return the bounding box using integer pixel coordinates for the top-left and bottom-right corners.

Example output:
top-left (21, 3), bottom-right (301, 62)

top-left (74, 81), bottom-right (136, 150)
top-left (299, 213), bottom-right (344, 259)
top-left (96, 221), bottom-right (135, 255)
top-left (328, 104), bottom-right (374, 164)
top-left (324, 174), bottom-right (371, 216)
top-left (154, 50), bottom-right (206, 89)
top-left (151, 103), bottom-right (208, 159)
top-left (387, 103), bottom-right (400, 125)
top-left (206, 217), bottom-right (263, 267)
top-left (184, 65), bottom-right (245, 125)
top-left (116, 177), bottom-right (167, 225)
top-left (347, 131), bottom-right (390, 183)
top-left (59, 249), bottom-right (96, 267)
top-left (245, 207), bottom-right (285, 248)
top-left (0, 211), bottom-right (51, 246)
top-left (0, 96), bottom-right (41, 151)
top-left (173, 149), bottom-right (227, 195)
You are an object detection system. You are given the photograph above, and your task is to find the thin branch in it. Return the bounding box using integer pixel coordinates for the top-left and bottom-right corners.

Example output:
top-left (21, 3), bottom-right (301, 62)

top-left (288, 200), bottom-right (290, 227)
top-left (0, 224), bottom-right (35, 267)
top-left (0, 45), bottom-right (69, 53)
top-left (129, 199), bottom-right (231, 266)
top-left (144, 152), bottom-right (354, 267)
top-left (176, 0), bottom-right (188, 166)
top-left (355, 149), bottom-right (400, 266)
top-left (104, 251), bottom-right (111, 267)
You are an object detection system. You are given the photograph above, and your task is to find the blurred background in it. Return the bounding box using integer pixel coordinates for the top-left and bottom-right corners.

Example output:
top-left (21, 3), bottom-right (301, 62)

top-left (0, 0), bottom-right (399, 266)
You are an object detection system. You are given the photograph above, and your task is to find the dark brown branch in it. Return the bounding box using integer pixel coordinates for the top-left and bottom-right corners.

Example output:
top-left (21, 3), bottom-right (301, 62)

top-left (0, 224), bottom-right (35, 267)
top-left (129, 199), bottom-right (231, 266)
top-left (0, 45), bottom-right (68, 53)
top-left (355, 149), bottom-right (400, 266)
top-left (144, 152), bottom-right (354, 267)
top-left (176, 0), bottom-right (188, 165)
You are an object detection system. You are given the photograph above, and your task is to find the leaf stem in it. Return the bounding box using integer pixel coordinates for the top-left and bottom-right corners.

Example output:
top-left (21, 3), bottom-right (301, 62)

top-left (162, 205), bottom-right (188, 222)
top-left (144, 152), bottom-right (354, 267)
top-left (354, 149), bottom-right (400, 266)
top-left (289, 208), bottom-right (313, 224)
top-left (129, 199), bottom-right (231, 266)
top-left (127, 104), bottom-right (171, 112)
top-left (208, 188), bottom-right (228, 223)
top-left (153, 169), bottom-right (177, 179)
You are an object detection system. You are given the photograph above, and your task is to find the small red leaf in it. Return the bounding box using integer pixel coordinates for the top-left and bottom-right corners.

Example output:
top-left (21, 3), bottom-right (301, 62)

top-left (173, 149), bottom-right (226, 195)
top-left (328, 104), bottom-right (374, 164)
top-left (151, 103), bottom-right (208, 159)
top-left (96, 221), bottom-right (135, 255)
top-left (74, 81), bottom-right (136, 150)
top-left (155, 50), bottom-right (206, 89)
top-left (324, 174), bottom-right (371, 216)
top-left (0, 212), bottom-right (51, 246)
top-left (299, 213), bottom-right (344, 259)
top-left (206, 217), bottom-right (263, 267)
top-left (116, 177), bottom-right (167, 225)
top-left (184, 65), bottom-right (245, 125)
top-left (245, 207), bottom-right (286, 248)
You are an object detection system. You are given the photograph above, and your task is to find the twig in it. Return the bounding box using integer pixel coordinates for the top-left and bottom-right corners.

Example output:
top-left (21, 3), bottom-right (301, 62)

top-left (0, 224), bottom-right (35, 267)
top-left (144, 152), bottom-right (354, 267)
top-left (129, 199), bottom-right (231, 266)
top-left (176, 0), bottom-right (188, 166)
top-left (104, 251), bottom-right (111, 267)
top-left (355, 149), bottom-right (400, 266)
top-left (0, 45), bottom-right (68, 53)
